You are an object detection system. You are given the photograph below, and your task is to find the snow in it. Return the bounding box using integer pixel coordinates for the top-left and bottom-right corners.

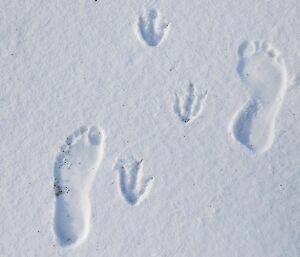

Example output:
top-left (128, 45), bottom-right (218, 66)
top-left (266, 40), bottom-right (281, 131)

top-left (0, 0), bottom-right (299, 256)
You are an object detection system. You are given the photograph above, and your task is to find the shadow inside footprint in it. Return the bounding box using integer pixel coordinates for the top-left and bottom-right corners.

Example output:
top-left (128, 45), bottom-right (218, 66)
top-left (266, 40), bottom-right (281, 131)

top-left (233, 98), bottom-right (259, 151)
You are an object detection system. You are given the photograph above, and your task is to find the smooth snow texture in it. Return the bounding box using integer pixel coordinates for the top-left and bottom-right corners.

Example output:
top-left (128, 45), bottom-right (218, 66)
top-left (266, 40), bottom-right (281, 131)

top-left (231, 41), bottom-right (288, 153)
top-left (54, 126), bottom-right (104, 248)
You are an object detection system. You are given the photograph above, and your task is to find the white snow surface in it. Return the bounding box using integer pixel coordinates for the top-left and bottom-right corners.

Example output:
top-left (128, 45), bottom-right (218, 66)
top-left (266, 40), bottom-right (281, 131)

top-left (0, 0), bottom-right (300, 256)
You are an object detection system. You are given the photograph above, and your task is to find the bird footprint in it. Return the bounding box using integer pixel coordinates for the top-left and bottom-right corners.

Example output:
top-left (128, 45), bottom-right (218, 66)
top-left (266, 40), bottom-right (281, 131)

top-left (174, 82), bottom-right (208, 123)
top-left (137, 9), bottom-right (169, 47)
top-left (114, 158), bottom-right (154, 205)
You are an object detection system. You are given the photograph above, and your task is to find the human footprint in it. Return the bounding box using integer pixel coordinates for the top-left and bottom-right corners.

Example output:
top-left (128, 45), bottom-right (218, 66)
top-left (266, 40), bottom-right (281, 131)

top-left (53, 126), bottom-right (104, 247)
top-left (231, 41), bottom-right (288, 153)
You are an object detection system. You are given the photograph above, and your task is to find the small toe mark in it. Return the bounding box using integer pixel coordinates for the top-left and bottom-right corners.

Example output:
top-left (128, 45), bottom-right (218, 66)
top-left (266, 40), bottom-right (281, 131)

top-left (262, 42), bottom-right (271, 52)
top-left (79, 126), bottom-right (88, 134)
top-left (73, 130), bottom-right (80, 137)
top-left (267, 48), bottom-right (279, 58)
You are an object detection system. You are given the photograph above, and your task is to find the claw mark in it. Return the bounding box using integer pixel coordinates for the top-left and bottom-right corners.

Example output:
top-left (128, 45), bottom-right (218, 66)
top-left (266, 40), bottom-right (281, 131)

top-left (137, 9), bottom-right (169, 47)
top-left (114, 158), bottom-right (154, 205)
top-left (174, 82), bottom-right (208, 123)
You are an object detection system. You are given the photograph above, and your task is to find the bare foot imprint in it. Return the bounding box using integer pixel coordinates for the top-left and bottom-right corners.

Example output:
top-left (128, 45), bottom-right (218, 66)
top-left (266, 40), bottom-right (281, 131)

top-left (54, 126), bottom-right (104, 248)
top-left (231, 41), bottom-right (288, 153)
